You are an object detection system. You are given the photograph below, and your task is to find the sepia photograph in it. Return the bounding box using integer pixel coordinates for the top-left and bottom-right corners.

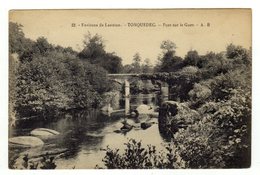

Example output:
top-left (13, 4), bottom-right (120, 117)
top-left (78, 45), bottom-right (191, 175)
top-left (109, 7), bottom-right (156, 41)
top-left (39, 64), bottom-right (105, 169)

top-left (8, 9), bottom-right (252, 169)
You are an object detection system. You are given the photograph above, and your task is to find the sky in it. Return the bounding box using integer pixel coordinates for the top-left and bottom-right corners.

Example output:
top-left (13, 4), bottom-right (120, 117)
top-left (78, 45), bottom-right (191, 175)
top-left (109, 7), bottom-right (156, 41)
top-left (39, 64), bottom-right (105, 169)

top-left (10, 9), bottom-right (252, 65)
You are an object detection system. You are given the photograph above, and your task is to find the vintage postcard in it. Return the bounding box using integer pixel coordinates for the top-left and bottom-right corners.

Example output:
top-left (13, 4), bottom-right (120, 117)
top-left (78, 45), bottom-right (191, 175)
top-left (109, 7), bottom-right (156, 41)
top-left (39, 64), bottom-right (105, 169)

top-left (9, 9), bottom-right (252, 169)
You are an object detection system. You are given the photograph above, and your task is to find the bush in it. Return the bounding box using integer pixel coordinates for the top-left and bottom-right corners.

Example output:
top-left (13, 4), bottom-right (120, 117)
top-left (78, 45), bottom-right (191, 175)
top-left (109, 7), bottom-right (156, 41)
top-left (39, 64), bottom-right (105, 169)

top-left (174, 85), bottom-right (251, 168)
top-left (21, 154), bottom-right (57, 169)
top-left (15, 51), bottom-right (110, 120)
top-left (99, 139), bottom-right (185, 169)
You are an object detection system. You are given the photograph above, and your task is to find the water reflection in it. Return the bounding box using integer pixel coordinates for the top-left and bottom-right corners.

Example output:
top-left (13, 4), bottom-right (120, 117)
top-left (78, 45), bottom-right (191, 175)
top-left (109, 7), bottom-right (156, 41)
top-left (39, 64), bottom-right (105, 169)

top-left (9, 93), bottom-right (168, 169)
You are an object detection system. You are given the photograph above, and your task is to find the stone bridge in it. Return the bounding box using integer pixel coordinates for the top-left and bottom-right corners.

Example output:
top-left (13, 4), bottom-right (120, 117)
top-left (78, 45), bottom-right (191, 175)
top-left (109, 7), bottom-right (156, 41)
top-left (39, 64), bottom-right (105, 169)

top-left (107, 73), bottom-right (169, 115)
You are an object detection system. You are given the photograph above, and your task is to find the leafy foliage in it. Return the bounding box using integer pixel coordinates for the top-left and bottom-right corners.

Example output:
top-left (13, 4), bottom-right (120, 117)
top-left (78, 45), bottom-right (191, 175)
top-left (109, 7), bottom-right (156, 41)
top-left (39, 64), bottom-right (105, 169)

top-left (78, 33), bottom-right (123, 73)
top-left (155, 40), bottom-right (183, 72)
top-left (112, 44), bottom-right (251, 169)
top-left (160, 40), bottom-right (177, 53)
top-left (184, 50), bottom-right (200, 67)
top-left (173, 45), bottom-right (251, 168)
top-left (9, 54), bottom-right (19, 126)
top-left (21, 154), bottom-right (57, 169)
top-left (15, 52), bottom-right (109, 119)
top-left (9, 23), bottom-right (112, 122)
top-left (10, 21), bottom-right (251, 168)
top-left (122, 54), bottom-right (153, 74)
top-left (99, 139), bottom-right (185, 169)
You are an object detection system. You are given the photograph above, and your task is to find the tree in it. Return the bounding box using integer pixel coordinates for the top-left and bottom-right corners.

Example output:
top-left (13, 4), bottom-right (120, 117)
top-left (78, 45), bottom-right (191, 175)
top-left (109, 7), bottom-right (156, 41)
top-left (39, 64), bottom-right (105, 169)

top-left (226, 44), bottom-right (251, 65)
top-left (78, 33), bottom-right (106, 60)
top-left (100, 53), bottom-right (122, 73)
top-left (122, 55), bottom-right (153, 74)
top-left (32, 37), bottom-right (54, 56)
top-left (155, 40), bottom-right (183, 72)
top-left (184, 50), bottom-right (200, 67)
top-left (198, 52), bottom-right (230, 79)
top-left (226, 44), bottom-right (248, 59)
top-left (160, 40), bottom-right (177, 54)
top-left (9, 22), bottom-right (34, 56)
top-left (78, 33), bottom-right (123, 73)
top-left (55, 45), bottom-right (78, 56)
top-left (173, 44), bottom-right (251, 168)
top-left (142, 58), bottom-right (153, 73)
top-left (157, 55), bottom-right (183, 72)
top-left (9, 54), bottom-right (19, 126)
top-left (19, 37), bottom-right (54, 62)
top-left (15, 54), bottom-right (72, 119)
top-left (15, 51), bottom-right (110, 119)
top-left (131, 53), bottom-right (142, 73)
top-left (122, 64), bottom-right (134, 73)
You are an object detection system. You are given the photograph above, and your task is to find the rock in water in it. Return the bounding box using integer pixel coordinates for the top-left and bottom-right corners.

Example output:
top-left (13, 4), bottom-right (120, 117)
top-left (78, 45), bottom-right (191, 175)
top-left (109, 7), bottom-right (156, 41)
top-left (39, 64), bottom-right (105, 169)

top-left (9, 136), bottom-right (44, 147)
top-left (140, 122), bottom-right (152, 130)
top-left (120, 120), bottom-right (133, 132)
top-left (136, 104), bottom-right (153, 114)
top-left (30, 128), bottom-right (60, 138)
top-left (130, 110), bottom-right (139, 118)
top-left (120, 126), bottom-right (133, 133)
top-left (113, 130), bottom-right (122, 133)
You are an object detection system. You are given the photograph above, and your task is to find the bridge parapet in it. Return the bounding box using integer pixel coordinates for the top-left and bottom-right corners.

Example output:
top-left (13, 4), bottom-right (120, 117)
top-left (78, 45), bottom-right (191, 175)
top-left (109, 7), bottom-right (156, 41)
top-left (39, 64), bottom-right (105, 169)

top-left (107, 73), bottom-right (153, 78)
top-left (107, 73), bottom-right (170, 115)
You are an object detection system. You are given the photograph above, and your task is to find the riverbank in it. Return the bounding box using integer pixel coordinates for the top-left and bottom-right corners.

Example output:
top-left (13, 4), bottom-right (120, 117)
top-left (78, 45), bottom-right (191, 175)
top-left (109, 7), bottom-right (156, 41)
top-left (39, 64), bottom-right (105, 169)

top-left (9, 108), bottom-right (168, 169)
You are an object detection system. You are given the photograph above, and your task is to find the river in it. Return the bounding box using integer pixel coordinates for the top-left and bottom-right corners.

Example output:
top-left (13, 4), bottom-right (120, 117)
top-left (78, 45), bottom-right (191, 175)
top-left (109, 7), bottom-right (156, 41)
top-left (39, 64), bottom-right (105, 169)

top-left (9, 93), bottom-right (169, 169)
